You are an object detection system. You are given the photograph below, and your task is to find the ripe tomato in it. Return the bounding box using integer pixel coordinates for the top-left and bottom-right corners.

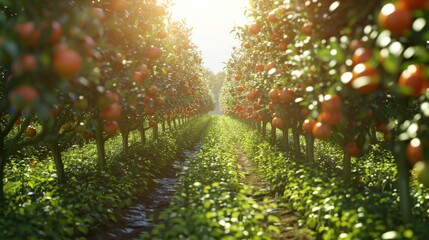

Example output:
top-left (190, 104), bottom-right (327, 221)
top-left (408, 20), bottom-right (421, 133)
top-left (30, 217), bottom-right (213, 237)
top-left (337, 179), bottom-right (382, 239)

top-left (398, 64), bottom-right (428, 97)
top-left (100, 103), bottom-right (122, 121)
top-left (348, 39), bottom-right (365, 52)
top-left (272, 117), bottom-right (285, 129)
top-left (235, 75), bottom-right (241, 81)
top-left (15, 22), bottom-right (40, 45)
top-left (243, 42), bottom-right (252, 49)
top-left (83, 131), bottom-right (92, 141)
top-left (143, 106), bottom-right (155, 115)
top-left (157, 30), bottom-right (167, 39)
top-left (312, 122), bottom-right (331, 140)
top-left (103, 121), bottom-right (119, 135)
top-left (378, 2), bottom-right (412, 36)
top-left (154, 98), bottom-right (165, 107)
top-left (53, 48), bottom-right (82, 77)
top-left (149, 120), bottom-right (157, 128)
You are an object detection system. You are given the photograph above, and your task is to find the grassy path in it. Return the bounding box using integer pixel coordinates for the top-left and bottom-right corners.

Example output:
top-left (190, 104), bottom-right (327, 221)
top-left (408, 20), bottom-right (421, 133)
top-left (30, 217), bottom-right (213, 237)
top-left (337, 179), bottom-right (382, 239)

top-left (145, 116), bottom-right (313, 239)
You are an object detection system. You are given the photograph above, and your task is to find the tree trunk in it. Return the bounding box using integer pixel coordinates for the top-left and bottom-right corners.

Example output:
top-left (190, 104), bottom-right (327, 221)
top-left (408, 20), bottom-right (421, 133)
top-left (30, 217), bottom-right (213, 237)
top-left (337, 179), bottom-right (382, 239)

top-left (0, 154), bottom-right (7, 203)
top-left (139, 127), bottom-right (146, 145)
top-left (122, 130), bottom-right (129, 154)
top-left (173, 118), bottom-right (177, 129)
top-left (271, 124), bottom-right (276, 144)
top-left (291, 123), bottom-right (301, 158)
top-left (343, 152), bottom-right (351, 185)
top-left (256, 121), bottom-right (262, 132)
top-left (305, 134), bottom-right (314, 163)
top-left (95, 122), bottom-right (106, 171)
top-left (153, 124), bottom-right (159, 140)
top-left (49, 141), bottom-right (66, 184)
top-left (162, 121), bottom-right (166, 133)
top-left (262, 121), bottom-right (267, 137)
top-left (395, 141), bottom-right (412, 223)
top-left (168, 119), bottom-right (172, 130)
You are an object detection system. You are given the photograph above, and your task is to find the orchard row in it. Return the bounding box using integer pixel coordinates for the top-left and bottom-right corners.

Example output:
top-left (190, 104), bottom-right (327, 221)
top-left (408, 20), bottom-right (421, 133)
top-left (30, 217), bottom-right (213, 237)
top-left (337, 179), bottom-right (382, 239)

top-left (0, 1), bottom-right (213, 201)
top-left (221, 0), bottom-right (429, 223)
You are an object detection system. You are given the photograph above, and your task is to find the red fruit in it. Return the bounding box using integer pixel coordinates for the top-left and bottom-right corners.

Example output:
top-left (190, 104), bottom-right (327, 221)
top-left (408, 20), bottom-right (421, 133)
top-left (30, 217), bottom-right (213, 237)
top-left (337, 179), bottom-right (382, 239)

top-left (302, 119), bottom-right (316, 133)
top-left (318, 112), bottom-right (341, 126)
top-left (105, 91), bottom-right (120, 103)
top-left (15, 22), bottom-right (40, 45)
top-left (147, 46), bottom-right (162, 60)
top-left (278, 42), bottom-right (288, 51)
top-left (278, 89), bottom-right (293, 104)
top-left (20, 54), bottom-right (38, 72)
top-left (103, 121), bottom-right (119, 135)
top-left (398, 64), bottom-right (428, 97)
top-left (26, 127), bottom-right (37, 138)
top-left (351, 63), bottom-right (380, 94)
top-left (154, 5), bottom-right (166, 16)
top-left (244, 42), bottom-right (251, 49)
top-left (235, 75), bottom-right (241, 81)
top-left (53, 48), bottom-right (82, 77)
top-left (321, 95), bottom-right (342, 113)
top-left (249, 23), bottom-right (262, 35)
top-left (312, 122), bottom-right (331, 140)
top-left (406, 138), bottom-right (424, 165)
top-left (111, 0), bottom-right (129, 11)
top-left (146, 85), bottom-right (158, 98)
top-left (272, 117), bottom-right (285, 129)
top-left (9, 85), bottom-right (39, 108)
top-left (378, 2), bottom-right (412, 36)
top-left (100, 103), bottom-right (122, 121)
top-left (402, 0), bottom-right (428, 10)
top-left (255, 63), bottom-right (264, 72)
top-left (154, 98), bottom-right (165, 107)
top-left (269, 89), bottom-right (280, 102)
top-left (301, 22), bottom-right (313, 35)
top-left (49, 21), bottom-right (62, 44)
top-left (352, 48), bottom-right (372, 65)
top-left (267, 13), bottom-right (279, 23)
top-left (345, 142), bottom-right (360, 157)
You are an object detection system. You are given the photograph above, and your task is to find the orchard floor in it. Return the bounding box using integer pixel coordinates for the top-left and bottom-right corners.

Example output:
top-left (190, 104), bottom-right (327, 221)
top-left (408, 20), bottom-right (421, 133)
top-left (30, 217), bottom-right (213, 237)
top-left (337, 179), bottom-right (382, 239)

top-left (89, 116), bottom-right (315, 240)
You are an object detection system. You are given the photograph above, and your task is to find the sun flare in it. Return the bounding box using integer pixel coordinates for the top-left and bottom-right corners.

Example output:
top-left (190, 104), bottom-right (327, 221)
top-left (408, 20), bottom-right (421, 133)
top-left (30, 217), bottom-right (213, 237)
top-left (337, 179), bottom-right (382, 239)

top-left (168, 0), bottom-right (250, 73)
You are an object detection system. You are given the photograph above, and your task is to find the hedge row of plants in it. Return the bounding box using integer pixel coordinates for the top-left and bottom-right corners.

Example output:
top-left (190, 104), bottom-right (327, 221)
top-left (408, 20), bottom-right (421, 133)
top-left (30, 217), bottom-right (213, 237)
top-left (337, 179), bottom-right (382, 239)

top-left (231, 117), bottom-right (429, 239)
top-left (146, 117), bottom-right (279, 240)
top-left (0, 116), bottom-right (211, 239)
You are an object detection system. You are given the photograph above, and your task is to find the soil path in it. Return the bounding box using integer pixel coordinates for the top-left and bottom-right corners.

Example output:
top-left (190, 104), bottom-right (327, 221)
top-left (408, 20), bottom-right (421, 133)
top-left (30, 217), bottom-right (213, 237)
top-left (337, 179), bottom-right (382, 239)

top-left (236, 147), bottom-right (314, 240)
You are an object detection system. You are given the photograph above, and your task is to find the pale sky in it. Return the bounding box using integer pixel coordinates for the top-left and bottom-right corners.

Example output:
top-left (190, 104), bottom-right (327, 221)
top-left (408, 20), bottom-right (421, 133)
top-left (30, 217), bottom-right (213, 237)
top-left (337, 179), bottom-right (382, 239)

top-left (169, 0), bottom-right (249, 73)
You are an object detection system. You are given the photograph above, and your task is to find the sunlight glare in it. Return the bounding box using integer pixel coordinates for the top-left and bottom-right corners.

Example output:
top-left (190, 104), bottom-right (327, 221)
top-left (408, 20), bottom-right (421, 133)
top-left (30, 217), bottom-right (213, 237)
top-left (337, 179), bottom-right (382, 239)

top-left (168, 0), bottom-right (250, 73)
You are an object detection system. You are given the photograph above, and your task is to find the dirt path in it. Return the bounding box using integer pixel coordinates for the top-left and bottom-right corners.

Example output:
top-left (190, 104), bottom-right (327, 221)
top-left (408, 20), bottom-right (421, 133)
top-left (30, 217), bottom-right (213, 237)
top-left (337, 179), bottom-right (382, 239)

top-left (236, 148), bottom-right (315, 240)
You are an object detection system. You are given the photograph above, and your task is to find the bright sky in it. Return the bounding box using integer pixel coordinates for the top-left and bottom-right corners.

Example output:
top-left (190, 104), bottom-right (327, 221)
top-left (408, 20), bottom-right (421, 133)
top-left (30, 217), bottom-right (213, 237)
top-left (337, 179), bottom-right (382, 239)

top-left (169, 0), bottom-right (249, 73)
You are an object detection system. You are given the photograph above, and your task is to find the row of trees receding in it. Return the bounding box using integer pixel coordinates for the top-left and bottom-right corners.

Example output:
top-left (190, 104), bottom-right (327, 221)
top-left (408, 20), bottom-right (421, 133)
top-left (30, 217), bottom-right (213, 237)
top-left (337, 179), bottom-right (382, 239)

top-left (0, 0), bottom-right (213, 202)
top-left (221, 0), bottom-right (429, 223)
